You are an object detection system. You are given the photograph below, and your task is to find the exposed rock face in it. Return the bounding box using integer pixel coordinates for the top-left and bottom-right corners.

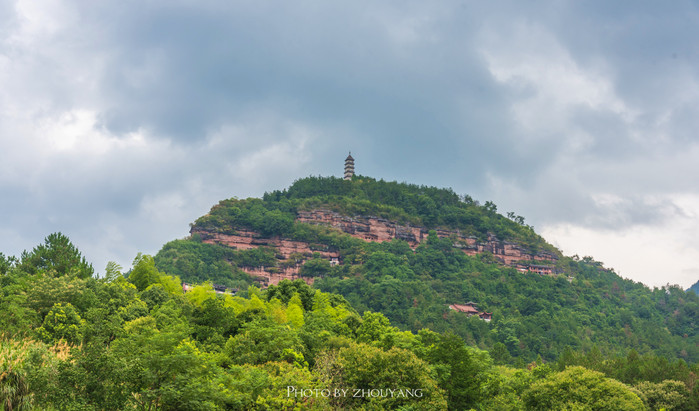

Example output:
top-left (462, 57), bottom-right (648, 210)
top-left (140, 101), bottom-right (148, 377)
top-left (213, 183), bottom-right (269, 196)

top-left (240, 266), bottom-right (316, 287)
top-left (298, 209), bottom-right (557, 266)
top-left (193, 228), bottom-right (339, 286)
top-left (297, 210), bottom-right (425, 246)
top-left (193, 208), bottom-right (558, 286)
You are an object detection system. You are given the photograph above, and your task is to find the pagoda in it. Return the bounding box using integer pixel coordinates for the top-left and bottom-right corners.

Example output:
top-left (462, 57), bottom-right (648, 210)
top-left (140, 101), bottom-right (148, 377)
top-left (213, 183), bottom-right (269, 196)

top-left (344, 152), bottom-right (355, 180)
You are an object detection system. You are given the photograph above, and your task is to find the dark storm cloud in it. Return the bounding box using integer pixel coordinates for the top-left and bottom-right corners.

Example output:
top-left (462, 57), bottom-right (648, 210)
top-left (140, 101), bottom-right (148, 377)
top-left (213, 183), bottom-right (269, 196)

top-left (69, 1), bottom-right (513, 177)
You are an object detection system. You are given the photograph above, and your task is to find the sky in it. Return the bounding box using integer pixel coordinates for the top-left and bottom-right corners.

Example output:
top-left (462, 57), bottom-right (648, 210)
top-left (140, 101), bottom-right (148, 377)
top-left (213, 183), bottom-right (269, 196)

top-left (2, 1), bottom-right (699, 289)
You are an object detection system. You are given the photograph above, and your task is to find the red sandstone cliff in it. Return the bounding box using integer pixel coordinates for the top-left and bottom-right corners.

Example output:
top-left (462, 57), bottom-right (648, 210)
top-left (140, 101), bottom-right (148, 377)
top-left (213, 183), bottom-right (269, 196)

top-left (297, 209), bottom-right (557, 266)
top-left (192, 208), bottom-right (558, 286)
top-left (193, 228), bottom-right (339, 286)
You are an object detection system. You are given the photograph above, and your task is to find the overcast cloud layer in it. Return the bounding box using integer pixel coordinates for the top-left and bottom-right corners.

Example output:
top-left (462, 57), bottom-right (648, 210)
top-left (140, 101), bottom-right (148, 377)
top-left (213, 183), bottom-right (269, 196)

top-left (2, 1), bottom-right (699, 288)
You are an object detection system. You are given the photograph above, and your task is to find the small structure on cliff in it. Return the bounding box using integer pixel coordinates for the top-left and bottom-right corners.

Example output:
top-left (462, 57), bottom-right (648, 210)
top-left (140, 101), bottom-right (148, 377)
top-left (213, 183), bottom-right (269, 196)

top-left (344, 152), bottom-right (355, 180)
top-left (515, 264), bottom-right (554, 276)
top-left (448, 302), bottom-right (492, 322)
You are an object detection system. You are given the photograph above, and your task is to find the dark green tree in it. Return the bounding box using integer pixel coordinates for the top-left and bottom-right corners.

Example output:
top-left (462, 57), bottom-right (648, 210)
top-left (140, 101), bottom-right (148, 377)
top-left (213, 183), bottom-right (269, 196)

top-left (19, 233), bottom-right (93, 278)
top-left (0, 252), bottom-right (16, 275)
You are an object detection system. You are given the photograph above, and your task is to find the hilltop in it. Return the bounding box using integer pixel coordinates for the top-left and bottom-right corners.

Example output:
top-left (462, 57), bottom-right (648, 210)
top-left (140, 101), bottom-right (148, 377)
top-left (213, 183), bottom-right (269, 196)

top-left (174, 175), bottom-right (559, 287)
top-left (155, 176), bottom-right (699, 365)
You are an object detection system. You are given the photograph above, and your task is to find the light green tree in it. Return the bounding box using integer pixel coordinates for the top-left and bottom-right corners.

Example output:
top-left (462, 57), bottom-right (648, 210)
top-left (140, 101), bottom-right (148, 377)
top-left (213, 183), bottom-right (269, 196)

top-left (316, 342), bottom-right (447, 410)
top-left (103, 261), bottom-right (123, 283)
top-left (111, 316), bottom-right (231, 410)
top-left (0, 339), bottom-right (37, 411)
top-left (286, 293), bottom-right (305, 328)
top-left (523, 366), bottom-right (645, 410)
top-left (225, 318), bottom-right (305, 366)
top-left (633, 380), bottom-right (690, 411)
top-left (356, 311), bottom-right (394, 344)
top-left (128, 253), bottom-right (162, 291)
top-left (36, 302), bottom-right (85, 344)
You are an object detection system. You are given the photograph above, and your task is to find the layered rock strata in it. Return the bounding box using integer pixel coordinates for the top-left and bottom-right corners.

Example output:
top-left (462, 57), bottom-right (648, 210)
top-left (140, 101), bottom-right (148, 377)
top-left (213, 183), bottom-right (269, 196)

top-left (297, 209), bottom-right (557, 266)
top-left (193, 208), bottom-right (558, 286)
top-left (194, 228), bottom-right (338, 286)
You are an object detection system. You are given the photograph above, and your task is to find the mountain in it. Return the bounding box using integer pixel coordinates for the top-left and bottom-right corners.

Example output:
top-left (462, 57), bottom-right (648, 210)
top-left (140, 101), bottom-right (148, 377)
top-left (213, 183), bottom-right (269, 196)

top-left (689, 280), bottom-right (699, 295)
top-left (155, 175), bottom-right (699, 365)
top-left (157, 175), bottom-right (558, 287)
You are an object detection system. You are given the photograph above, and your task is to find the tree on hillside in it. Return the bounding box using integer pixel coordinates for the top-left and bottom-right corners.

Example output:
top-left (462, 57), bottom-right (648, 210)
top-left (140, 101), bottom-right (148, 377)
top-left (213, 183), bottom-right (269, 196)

top-left (19, 233), bottom-right (93, 279)
top-left (265, 279), bottom-right (316, 311)
top-left (0, 252), bottom-right (17, 275)
top-left (316, 342), bottom-right (448, 410)
top-left (128, 253), bottom-right (174, 292)
top-left (419, 331), bottom-right (488, 410)
top-left (522, 366), bottom-right (644, 410)
top-left (36, 302), bottom-right (85, 344)
top-left (633, 380), bottom-right (691, 411)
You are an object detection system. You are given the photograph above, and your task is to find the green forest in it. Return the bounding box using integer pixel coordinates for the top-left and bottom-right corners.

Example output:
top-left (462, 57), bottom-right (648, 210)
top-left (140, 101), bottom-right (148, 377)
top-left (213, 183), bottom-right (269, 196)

top-left (160, 177), bottom-right (699, 363)
top-left (2, 176), bottom-right (699, 409)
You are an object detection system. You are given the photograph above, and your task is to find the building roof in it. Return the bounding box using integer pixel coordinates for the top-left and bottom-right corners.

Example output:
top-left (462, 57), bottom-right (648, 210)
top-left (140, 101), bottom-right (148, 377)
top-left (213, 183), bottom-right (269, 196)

top-left (345, 152), bottom-right (354, 161)
top-left (449, 304), bottom-right (480, 314)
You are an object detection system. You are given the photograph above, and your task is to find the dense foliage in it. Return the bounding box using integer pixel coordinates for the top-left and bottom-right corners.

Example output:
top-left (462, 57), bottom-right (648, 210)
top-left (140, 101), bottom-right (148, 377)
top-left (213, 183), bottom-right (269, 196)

top-left (3, 234), bottom-right (698, 409)
top-left (195, 175), bottom-right (555, 252)
top-left (154, 239), bottom-right (256, 289)
top-left (159, 176), bottom-right (699, 367)
top-left (315, 238), bottom-right (699, 365)
top-left (0, 233), bottom-right (699, 410)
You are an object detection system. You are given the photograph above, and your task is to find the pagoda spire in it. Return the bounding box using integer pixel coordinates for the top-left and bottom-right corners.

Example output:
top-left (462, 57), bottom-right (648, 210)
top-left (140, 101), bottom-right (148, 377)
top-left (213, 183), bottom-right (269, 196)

top-left (344, 152), bottom-right (355, 180)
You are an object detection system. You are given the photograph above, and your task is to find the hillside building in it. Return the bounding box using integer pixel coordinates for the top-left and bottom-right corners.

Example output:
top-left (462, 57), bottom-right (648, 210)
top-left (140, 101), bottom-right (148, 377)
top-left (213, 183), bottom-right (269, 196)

top-left (448, 302), bottom-right (492, 322)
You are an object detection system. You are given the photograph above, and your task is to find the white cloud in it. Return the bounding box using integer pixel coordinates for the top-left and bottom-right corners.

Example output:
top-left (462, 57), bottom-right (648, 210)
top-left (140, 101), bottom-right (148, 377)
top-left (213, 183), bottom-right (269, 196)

top-left (0, 101), bottom-right (320, 272)
top-left (480, 23), bottom-right (635, 143)
top-left (542, 193), bottom-right (699, 289)
top-left (11, 0), bottom-right (76, 44)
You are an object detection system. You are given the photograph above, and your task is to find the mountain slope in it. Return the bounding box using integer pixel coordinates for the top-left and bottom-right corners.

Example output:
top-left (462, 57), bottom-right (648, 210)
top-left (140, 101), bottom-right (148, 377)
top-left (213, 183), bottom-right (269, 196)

top-left (155, 176), bottom-right (699, 364)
